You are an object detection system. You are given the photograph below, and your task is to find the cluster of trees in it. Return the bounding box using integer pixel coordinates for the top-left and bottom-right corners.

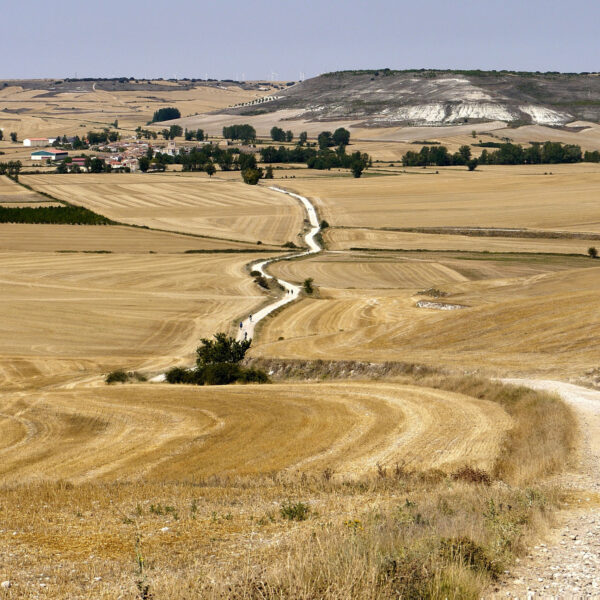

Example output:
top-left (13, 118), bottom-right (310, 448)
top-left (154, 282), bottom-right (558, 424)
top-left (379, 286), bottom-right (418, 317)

top-left (479, 141), bottom-right (584, 165)
top-left (185, 128), bottom-right (205, 141)
top-left (270, 127), bottom-right (293, 142)
top-left (87, 130), bottom-right (119, 144)
top-left (260, 143), bottom-right (370, 177)
top-left (403, 141), bottom-right (600, 168)
top-left (318, 128), bottom-right (350, 149)
top-left (0, 161), bottom-right (22, 181)
top-left (55, 156), bottom-right (115, 174)
top-left (166, 333), bottom-right (268, 385)
top-left (160, 125), bottom-right (183, 140)
top-left (135, 127), bottom-right (158, 140)
top-left (402, 145), bottom-right (477, 168)
top-left (151, 107), bottom-right (181, 123)
top-left (222, 124), bottom-right (256, 143)
top-left (0, 205), bottom-right (112, 225)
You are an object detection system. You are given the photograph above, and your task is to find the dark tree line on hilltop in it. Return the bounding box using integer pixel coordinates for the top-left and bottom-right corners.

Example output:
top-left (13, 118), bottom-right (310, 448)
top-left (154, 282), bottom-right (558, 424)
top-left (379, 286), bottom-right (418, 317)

top-left (402, 141), bottom-right (600, 167)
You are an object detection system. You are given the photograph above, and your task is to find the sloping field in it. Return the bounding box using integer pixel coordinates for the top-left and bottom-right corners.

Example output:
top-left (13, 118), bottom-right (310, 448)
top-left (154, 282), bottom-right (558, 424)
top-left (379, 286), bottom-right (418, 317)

top-left (0, 174), bottom-right (45, 203)
top-left (0, 251), bottom-right (270, 389)
top-left (0, 223), bottom-right (273, 252)
top-left (0, 382), bottom-right (511, 484)
top-left (255, 253), bottom-right (600, 377)
top-left (0, 82), bottom-right (269, 138)
top-left (326, 228), bottom-right (599, 254)
top-left (22, 174), bottom-right (304, 245)
top-left (270, 252), bottom-right (468, 288)
top-left (285, 164), bottom-right (600, 234)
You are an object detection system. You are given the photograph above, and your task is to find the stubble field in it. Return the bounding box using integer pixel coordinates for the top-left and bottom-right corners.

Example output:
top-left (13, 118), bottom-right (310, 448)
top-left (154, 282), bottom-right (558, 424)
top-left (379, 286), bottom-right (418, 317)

top-left (22, 173), bottom-right (305, 246)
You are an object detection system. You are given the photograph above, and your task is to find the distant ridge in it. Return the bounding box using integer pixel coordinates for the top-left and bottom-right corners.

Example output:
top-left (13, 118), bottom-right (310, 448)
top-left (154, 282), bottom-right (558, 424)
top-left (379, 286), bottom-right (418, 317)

top-left (226, 69), bottom-right (600, 126)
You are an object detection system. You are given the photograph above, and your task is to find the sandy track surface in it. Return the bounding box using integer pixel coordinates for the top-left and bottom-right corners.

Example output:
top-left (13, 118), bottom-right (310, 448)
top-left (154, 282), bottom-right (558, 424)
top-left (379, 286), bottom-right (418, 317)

top-left (492, 380), bottom-right (600, 598)
top-left (0, 382), bottom-right (511, 485)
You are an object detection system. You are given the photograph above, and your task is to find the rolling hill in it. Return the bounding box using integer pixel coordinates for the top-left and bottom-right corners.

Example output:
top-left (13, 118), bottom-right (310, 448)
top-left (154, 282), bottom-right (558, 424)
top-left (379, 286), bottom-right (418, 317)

top-left (228, 69), bottom-right (600, 126)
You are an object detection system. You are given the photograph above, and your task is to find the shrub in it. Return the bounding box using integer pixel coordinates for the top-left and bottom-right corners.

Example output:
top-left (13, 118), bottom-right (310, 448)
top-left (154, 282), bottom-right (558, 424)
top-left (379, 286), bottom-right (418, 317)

top-left (282, 241), bottom-right (298, 248)
top-left (320, 219), bottom-right (329, 229)
top-left (280, 501), bottom-right (310, 521)
top-left (165, 367), bottom-right (192, 384)
top-left (452, 465), bottom-right (491, 485)
top-left (105, 370), bottom-right (128, 384)
top-left (303, 278), bottom-right (314, 294)
top-left (588, 246), bottom-right (598, 258)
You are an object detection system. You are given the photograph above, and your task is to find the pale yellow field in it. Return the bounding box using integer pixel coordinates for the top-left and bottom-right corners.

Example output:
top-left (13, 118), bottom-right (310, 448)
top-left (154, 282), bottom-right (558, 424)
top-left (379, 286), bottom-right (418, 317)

top-left (0, 381), bottom-right (510, 484)
top-left (255, 251), bottom-right (600, 377)
top-left (21, 173), bottom-right (305, 246)
top-left (0, 251), bottom-right (271, 389)
top-left (326, 227), bottom-right (599, 254)
top-left (0, 174), bottom-right (45, 202)
top-left (0, 223), bottom-right (275, 252)
top-left (285, 164), bottom-right (600, 234)
top-left (0, 82), bottom-right (271, 139)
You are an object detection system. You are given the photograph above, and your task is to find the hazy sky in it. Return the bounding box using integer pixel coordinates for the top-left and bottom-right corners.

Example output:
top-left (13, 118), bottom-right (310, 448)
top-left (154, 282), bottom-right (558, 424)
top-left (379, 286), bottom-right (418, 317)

top-left (2, 0), bottom-right (598, 80)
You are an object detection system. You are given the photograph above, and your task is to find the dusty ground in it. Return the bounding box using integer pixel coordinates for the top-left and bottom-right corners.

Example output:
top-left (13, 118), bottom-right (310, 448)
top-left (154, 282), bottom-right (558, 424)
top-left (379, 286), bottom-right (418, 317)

top-left (491, 381), bottom-right (600, 598)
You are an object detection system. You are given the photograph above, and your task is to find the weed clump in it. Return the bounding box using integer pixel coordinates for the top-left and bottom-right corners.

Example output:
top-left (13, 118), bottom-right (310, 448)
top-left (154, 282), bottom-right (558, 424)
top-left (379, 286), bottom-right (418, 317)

top-left (280, 501), bottom-right (310, 521)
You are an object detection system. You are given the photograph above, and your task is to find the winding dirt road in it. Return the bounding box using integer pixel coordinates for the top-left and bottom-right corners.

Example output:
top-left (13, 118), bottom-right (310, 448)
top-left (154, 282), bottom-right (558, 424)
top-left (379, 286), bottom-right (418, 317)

top-left (237, 186), bottom-right (322, 341)
top-left (493, 380), bottom-right (600, 598)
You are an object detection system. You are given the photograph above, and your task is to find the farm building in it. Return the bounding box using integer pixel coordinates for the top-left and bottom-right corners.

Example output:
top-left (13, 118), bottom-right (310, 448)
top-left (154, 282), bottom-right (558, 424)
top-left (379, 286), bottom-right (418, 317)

top-left (23, 137), bottom-right (56, 147)
top-left (31, 149), bottom-right (68, 161)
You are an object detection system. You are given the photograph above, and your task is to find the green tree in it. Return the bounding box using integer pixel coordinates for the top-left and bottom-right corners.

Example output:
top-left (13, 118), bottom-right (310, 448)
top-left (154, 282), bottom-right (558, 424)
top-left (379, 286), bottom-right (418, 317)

top-left (169, 125), bottom-right (183, 138)
top-left (205, 161), bottom-right (216, 177)
top-left (351, 161), bottom-right (365, 178)
top-left (196, 332), bottom-right (251, 367)
top-left (270, 126), bottom-right (286, 142)
top-left (151, 107), bottom-right (181, 122)
top-left (0, 130), bottom-right (3, 141)
top-left (90, 158), bottom-right (104, 173)
top-left (196, 129), bottom-right (205, 141)
top-left (264, 165), bottom-right (274, 179)
top-left (299, 131), bottom-right (307, 145)
top-left (285, 130), bottom-right (293, 143)
top-left (238, 152), bottom-right (257, 171)
top-left (10, 132), bottom-right (17, 143)
top-left (242, 167), bottom-right (263, 185)
top-left (318, 131), bottom-right (333, 149)
top-left (303, 278), bottom-right (314, 294)
top-left (467, 158), bottom-right (478, 171)
top-left (458, 145), bottom-right (472, 162)
top-left (332, 127), bottom-right (350, 146)
top-left (138, 156), bottom-right (150, 172)
top-left (589, 247), bottom-right (598, 259)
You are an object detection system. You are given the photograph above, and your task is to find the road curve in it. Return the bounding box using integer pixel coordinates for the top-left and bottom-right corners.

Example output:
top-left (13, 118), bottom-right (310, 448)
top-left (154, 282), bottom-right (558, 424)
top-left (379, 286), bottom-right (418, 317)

top-left (236, 186), bottom-right (321, 341)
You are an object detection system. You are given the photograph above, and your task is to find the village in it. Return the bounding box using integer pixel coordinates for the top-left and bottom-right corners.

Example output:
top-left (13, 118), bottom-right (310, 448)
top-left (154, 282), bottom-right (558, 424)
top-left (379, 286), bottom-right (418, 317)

top-left (21, 135), bottom-right (217, 172)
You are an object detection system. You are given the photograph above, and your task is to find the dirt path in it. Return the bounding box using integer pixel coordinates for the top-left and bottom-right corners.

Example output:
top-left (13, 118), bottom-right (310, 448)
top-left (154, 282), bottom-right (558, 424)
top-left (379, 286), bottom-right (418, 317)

top-left (492, 380), bottom-right (600, 599)
top-left (236, 186), bottom-right (321, 341)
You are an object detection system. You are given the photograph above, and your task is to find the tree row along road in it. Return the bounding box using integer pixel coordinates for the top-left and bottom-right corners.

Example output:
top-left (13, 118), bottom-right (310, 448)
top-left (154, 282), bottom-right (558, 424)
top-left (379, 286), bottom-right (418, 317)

top-left (236, 186), bottom-right (322, 342)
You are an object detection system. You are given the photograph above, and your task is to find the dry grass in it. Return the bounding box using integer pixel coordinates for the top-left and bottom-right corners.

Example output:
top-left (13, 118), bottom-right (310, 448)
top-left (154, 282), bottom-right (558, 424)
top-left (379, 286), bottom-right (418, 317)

top-left (0, 377), bottom-right (574, 599)
top-left (22, 173), bottom-right (305, 245)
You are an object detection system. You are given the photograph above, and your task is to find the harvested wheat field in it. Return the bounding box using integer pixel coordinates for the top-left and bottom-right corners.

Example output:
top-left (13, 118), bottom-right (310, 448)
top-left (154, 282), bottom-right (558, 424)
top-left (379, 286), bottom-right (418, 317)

top-left (21, 173), bottom-right (305, 245)
top-left (0, 251), bottom-right (272, 389)
top-left (0, 381), bottom-right (511, 484)
top-left (325, 227), bottom-right (600, 254)
top-left (0, 223), bottom-right (274, 253)
top-left (255, 251), bottom-right (600, 377)
top-left (0, 81), bottom-right (270, 139)
top-left (0, 174), bottom-right (47, 203)
top-left (284, 164), bottom-right (600, 234)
